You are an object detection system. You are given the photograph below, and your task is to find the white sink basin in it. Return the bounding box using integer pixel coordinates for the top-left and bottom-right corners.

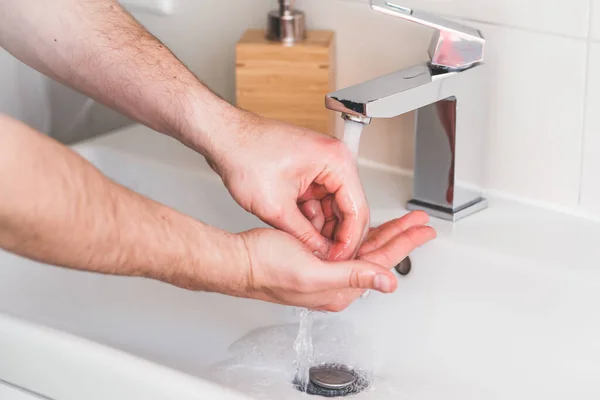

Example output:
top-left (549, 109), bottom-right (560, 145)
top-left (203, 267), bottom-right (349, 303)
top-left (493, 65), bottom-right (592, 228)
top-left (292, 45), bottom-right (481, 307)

top-left (1, 125), bottom-right (600, 399)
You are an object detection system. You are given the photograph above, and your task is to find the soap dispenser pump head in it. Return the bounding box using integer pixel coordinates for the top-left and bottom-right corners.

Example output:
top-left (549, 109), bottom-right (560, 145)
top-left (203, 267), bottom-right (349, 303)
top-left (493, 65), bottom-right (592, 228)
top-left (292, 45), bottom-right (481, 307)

top-left (266, 0), bottom-right (307, 44)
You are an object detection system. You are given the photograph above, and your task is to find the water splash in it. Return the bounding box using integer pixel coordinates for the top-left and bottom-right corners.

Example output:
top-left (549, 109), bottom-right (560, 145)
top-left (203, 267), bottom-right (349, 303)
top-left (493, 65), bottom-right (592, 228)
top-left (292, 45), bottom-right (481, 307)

top-left (202, 313), bottom-right (478, 400)
top-left (204, 315), bottom-right (380, 399)
top-left (292, 117), bottom-right (364, 388)
top-left (292, 308), bottom-right (315, 392)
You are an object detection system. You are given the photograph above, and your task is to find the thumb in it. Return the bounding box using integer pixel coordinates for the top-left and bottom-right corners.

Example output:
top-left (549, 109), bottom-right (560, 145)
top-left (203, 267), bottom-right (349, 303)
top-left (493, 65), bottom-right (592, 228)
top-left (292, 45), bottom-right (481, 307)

top-left (269, 205), bottom-right (330, 257)
top-left (311, 260), bottom-right (398, 293)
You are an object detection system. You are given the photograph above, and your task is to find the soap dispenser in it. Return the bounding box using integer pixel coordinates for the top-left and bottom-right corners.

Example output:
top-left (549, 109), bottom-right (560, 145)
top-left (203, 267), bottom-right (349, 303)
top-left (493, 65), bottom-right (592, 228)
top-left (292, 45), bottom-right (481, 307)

top-left (236, 0), bottom-right (336, 136)
top-left (266, 0), bottom-right (306, 44)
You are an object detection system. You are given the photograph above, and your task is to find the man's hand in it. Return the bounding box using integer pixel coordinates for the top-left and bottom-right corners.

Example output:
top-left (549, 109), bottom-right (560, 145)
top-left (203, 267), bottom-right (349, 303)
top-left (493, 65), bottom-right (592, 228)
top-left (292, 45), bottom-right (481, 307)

top-left (0, 115), bottom-right (435, 312)
top-left (205, 112), bottom-right (369, 262)
top-left (227, 211), bottom-right (435, 312)
top-left (0, 0), bottom-right (438, 312)
top-left (0, 1), bottom-right (371, 259)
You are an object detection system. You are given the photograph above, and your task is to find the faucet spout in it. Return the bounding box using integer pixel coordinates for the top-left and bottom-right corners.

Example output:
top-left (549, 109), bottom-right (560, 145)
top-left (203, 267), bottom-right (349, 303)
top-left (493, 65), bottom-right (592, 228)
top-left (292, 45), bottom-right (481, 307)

top-left (341, 113), bottom-right (372, 125)
top-left (326, 63), bottom-right (485, 120)
top-left (325, 2), bottom-right (489, 221)
top-left (326, 65), bottom-right (432, 119)
top-left (326, 62), bottom-right (489, 221)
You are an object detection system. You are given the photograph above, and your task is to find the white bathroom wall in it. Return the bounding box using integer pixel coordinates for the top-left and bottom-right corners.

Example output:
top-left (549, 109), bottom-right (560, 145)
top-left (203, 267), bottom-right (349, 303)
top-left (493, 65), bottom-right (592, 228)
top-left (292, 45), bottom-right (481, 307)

top-left (581, 42), bottom-right (600, 212)
top-left (0, 51), bottom-right (23, 121)
top-left (294, 0), bottom-right (600, 216)
top-left (592, 0), bottom-right (600, 40)
top-left (2, 0), bottom-right (599, 216)
top-left (0, 51), bottom-right (50, 133)
top-left (581, 1), bottom-right (600, 212)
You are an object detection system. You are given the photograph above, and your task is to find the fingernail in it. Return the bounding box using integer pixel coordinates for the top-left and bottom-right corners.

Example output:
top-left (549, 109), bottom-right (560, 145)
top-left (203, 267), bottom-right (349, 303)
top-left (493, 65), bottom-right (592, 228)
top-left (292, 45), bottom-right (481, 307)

top-left (374, 275), bottom-right (393, 293)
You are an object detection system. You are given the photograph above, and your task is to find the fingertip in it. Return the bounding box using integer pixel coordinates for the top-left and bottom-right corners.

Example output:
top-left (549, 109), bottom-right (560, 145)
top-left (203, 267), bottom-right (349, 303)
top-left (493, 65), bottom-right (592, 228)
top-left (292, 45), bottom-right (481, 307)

top-left (345, 261), bottom-right (397, 292)
top-left (307, 236), bottom-right (331, 259)
top-left (406, 225), bottom-right (438, 245)
top-left (407, 210), bottom-right (430, 224)
top-left (430, 226), bottom-right (438, 239)
top-left (419, 210), bottom-right (431, 223)
top-left (330, 218), bottom-right (369, 261)
top-left (373, 272), bottom-right (397, 293)
top-left (299, 199), bottom-right (326, 232)
top-left (421, 225), bottom-right (437, 240)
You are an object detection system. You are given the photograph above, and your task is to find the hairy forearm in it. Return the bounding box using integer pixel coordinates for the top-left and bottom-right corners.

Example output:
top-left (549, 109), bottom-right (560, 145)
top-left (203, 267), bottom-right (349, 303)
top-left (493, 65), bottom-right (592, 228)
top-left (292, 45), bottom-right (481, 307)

top-left (0, 115), bottom-right (247, 292)
top-left (0, 0), bottom-right (234, 156)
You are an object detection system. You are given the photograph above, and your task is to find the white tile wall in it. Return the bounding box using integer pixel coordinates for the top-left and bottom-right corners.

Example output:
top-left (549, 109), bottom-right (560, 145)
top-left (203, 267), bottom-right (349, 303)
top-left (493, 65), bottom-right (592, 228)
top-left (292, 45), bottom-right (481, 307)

top-left (592, 0), bottom-right (600, 40)
top-left (298, 0), bottom-right (599, 214)
top-left (296, 0), bottom-right (431, 169)
top-left (581, 43), bottom-right (600, 211)
top-left (2, 0), bottom-right (600, 216)
top-left (0, 50), bottom-right (22, 120)
top-left (477, 24), bottom-right (586, 207)
top-left (0, 50), bottom-right (49, 133)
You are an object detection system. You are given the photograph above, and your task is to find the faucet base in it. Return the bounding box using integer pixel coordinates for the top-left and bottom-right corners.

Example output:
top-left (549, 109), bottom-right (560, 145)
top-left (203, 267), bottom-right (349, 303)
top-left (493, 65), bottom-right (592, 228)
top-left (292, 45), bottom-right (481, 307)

top-left (407, 197), bottom-right (488, 222)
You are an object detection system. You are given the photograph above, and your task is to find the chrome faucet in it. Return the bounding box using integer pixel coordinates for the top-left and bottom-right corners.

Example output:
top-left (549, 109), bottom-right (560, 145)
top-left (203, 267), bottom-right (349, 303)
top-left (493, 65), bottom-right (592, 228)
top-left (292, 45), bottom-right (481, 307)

top-left (326, 0), bottom-right (489, 221)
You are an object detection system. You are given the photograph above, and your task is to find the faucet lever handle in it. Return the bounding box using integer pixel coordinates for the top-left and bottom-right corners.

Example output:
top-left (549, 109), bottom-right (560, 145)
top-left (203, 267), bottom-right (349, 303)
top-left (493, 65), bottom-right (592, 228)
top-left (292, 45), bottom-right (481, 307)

top-left (370, 0), bottom-right (485, 70)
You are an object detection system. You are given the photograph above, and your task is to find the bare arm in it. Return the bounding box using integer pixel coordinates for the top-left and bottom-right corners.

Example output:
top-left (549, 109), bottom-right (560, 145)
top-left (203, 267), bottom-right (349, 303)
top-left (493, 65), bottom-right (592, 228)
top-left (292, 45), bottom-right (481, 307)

top-left (0, 0), bottom-right (436, 308)
top-left (0, 0), bottom-right (227, 154)
top-left (0, 114), bottom-right (248, 294)
top-left (0, 114), bottom-right (434, 310)
top-left (0, 0), bottom-right (387, 271)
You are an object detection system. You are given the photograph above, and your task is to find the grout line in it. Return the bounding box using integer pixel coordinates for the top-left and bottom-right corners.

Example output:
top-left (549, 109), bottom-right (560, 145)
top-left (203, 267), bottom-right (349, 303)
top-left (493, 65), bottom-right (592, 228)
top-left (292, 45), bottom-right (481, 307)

top-left (577, 0), bottom-right (595, 205)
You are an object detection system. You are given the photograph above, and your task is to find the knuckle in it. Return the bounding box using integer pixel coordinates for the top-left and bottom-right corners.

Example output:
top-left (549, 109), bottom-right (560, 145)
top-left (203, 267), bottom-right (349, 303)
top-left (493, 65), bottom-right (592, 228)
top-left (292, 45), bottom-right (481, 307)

top-left (297, 232), bottom-right (315, 247)
top-left (348, 268), bottom-right (361, 289)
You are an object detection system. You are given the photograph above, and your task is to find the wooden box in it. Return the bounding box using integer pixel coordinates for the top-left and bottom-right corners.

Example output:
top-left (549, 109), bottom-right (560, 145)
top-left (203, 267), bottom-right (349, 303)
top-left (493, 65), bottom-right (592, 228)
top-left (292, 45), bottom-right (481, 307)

top-left (235, 29), bottom-right (336, 136)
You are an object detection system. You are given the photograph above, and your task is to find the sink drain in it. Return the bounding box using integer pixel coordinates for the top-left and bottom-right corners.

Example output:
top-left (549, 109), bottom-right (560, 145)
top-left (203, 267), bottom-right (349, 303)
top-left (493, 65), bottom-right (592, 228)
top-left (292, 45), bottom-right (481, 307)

top-left (394, 256), bottom-right (412, 276)
top-left (294, 363), bottom-right (369, 397)
top-left (311, 364), bottom-right (356, 390)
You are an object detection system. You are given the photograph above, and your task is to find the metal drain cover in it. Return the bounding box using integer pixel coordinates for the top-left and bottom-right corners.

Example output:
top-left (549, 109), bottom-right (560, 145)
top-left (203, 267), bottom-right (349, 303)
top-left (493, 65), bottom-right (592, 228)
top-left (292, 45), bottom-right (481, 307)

top-left (310, 365), bottom-right (357, 390)
top-left (294, 363), bottom-right (370, 397)
top-left (394, 256), bottom-right (412, 276)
